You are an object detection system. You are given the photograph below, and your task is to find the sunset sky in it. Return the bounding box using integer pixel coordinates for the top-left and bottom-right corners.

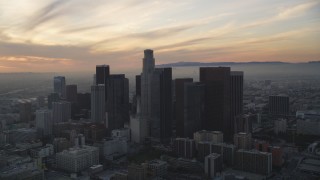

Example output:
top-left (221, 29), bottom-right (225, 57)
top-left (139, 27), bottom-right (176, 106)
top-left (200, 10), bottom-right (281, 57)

top-left (0, 0), bottom-right (319, 72)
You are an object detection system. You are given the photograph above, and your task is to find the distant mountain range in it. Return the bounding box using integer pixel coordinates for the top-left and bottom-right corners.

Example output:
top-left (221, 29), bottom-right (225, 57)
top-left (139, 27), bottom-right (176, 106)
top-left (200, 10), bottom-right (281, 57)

top-left (156, 61), bottom-right (320, 67)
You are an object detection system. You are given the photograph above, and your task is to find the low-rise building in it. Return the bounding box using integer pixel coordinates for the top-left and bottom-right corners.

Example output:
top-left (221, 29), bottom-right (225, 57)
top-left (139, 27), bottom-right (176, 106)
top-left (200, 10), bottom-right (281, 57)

top-left (55, 145), bottom-right (99, 173)
top-left (194, 130), bottom-right (223, 146)
top-left (235, 149), bottom-right (272, 175)
top-left (147, 160), bottom-right (167, 178)
top-left (172, 138), bottom-right (196, 159)
top-left (234, 132), bottom-right (252, 150)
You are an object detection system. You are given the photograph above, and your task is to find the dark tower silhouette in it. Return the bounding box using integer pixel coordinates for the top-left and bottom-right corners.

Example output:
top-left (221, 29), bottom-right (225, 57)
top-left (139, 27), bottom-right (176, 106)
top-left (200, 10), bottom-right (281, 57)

top-left (230, 71), bottom-right (244, 135)
top-left (107, 74), bottom-right (129, 131)
top-left (150, 68), bottom-right (172, 143)
top-left (200, 67), bottom-right (232, 141)
top-left (96, 65), bottom-right (110, 102)
top-left (175, 78), bottom-right (193, 137)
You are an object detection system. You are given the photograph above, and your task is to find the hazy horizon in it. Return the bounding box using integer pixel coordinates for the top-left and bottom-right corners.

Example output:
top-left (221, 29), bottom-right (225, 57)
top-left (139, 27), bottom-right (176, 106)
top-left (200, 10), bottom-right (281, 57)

top-left (1, 0), bottom-right (320, 72)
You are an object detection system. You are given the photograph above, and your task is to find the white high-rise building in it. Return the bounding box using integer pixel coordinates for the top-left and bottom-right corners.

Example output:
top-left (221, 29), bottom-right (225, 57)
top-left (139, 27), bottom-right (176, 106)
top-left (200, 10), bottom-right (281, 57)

top-left (140, 49), bottom-right (155, 139)
top-left (35, 109), bottom-right (52, 137)
top-left (53, 76), bottom-right (66, 99)
top-left (52, 101), bottom-right (71, 123)
top-left (91, 84), bottom-right (106, 123)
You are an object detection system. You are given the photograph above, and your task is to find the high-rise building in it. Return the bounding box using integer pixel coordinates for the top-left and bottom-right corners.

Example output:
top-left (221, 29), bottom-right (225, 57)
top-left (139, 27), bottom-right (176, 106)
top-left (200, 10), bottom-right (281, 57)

top-left (269, 95), bottom-right (289, 116)
top-left (199, 67), bottom-right (243, 142)
top-left (205, 153), bottom-right (222, 178)
top-left (19, 100), bottom-right (32, 122)
top-left (48, 92), bottom-right (60, 109)
top-left (35, 109), bottom-right (52, 137)
top-left (140, 49), bottom-right (155, 139)
top-left (66, 85), bottom-right (77, 103)
top-left (106, 74), bottom-right (129, 131)
top-left (175, 78), bottom-right (193, 137)
top-left (54, 76), bottom-right (66, 99)
top-left (96, 65), bottom-right (110, 102)
top-left (234, 132), bottom-right (252, 150)
top-left (136, 75), bottom-right (141, 97)
top-left (230, 71), bottom-right (244, 134)
top-left (200, 67), bottom-right (231, 140)
top-left (91, 85), bottom-right (105, 124)
top-left (150, 67), bottom-right (172, 143)
top-left (52, 101), bottom-right (71, 124)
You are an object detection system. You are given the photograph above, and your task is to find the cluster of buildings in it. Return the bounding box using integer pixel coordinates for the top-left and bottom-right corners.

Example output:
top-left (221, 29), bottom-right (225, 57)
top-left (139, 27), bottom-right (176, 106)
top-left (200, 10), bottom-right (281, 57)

top-left (0, 49), bottom-right (319, 179)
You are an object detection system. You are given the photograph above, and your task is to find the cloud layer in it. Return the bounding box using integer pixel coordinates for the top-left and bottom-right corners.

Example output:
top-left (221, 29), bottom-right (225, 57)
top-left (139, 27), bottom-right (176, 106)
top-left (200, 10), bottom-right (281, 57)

top-left (0, 0), bottom-right (319, 72)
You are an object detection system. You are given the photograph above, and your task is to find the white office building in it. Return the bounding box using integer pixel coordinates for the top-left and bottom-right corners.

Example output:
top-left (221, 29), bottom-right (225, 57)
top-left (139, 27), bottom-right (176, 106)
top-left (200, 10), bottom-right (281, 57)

top-left (56, 145), bottom-right (99, 173)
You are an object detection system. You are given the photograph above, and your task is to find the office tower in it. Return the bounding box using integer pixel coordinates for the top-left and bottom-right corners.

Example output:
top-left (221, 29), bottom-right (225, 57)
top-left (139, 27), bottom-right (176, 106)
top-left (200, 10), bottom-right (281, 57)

top-left (140, 49), bottom-right (155, 139)
top-left (200, 67), bottom-right (231, 141)
top-left (96, 65), bottom-right (110, 101)
top-left (193, 130), bottom-right (223, 145)
top-left (19, 100), bottom-right (32, 122)
top-left (55, 145), bottom-right (99, 173)
top-left (175, 78), bottom-right (193, 137)
top-left (106, 74), bottom-right (129, 131)
top-left (35, 109), bottom-right (52, 137)
top-left (269, 95), bottom-right (289, 116)
top-left (53, 76), bottom-right (66, 99)
top-left (230, 71), bottom-right (244, 135)
top-left (150, 68), bottom-right (172, 143)
top-left (234, 114), bottom-right (252, 134)
top-left (235, 150), bottom-right (272, 175)
top-left (52, 101), bottom-right (71, 123)
top-left (204, 153), bottom-right (222, 179)
top-left (173, 138), bottom-right (196, 159)
top-left (48, 92), bottom-right (60, 109)
top-left (183, 82), bottom-right (205, 138)
top-left (66, 85), bottom-right (77, 103)
top-left (234, 132), bottom-right (252, 150)
top-left (91, 85), bottom-right (106, 123)
top-left (136, 75), bottom-right (141, 97)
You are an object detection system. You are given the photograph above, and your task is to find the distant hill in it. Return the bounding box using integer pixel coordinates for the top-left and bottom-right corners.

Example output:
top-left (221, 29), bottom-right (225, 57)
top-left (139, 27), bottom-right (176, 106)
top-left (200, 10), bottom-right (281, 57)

top-left (156, 61), bottom-right (304, 67)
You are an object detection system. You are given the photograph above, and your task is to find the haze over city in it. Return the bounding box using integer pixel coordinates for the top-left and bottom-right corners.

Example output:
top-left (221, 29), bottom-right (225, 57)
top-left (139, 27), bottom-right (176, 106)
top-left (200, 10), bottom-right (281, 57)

top-left (1, 1), bottom-right (320, 180)
top-left (1, 0), bottom-right (320, 72)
